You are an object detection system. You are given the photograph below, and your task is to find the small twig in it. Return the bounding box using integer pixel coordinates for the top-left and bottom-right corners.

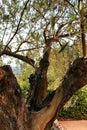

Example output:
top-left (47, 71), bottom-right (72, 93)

top-left (32, 5), bottom-right (47, 22)
top-left (15, 40), bottom-right (29, 52)
top-left (14, 46), bottom-right (43, 53)
top-left (3, 0), bottom-right (30, 51)
top-left (43, 30), bottom-right (47, 43)
top-left (65, 0), bottom-right (78, 15)
top-left (1, 21), bottom-right (8, 42)
top-left (32, 5), bottom-right (49, 29)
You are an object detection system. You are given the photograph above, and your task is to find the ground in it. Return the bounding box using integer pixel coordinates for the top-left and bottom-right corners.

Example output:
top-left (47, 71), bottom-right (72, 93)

top-left (52, 119), bottom-right (87, 130)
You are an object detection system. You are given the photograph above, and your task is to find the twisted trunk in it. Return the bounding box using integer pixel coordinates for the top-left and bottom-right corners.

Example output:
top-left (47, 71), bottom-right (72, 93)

top-left (0, 58), bottom-right (87, 130)
top-left (27, 41), bottom-right (51, 110)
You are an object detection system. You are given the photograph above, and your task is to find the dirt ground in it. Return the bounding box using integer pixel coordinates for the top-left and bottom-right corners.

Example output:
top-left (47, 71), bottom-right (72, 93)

top-left (52, 119), bottom-right (87, 130)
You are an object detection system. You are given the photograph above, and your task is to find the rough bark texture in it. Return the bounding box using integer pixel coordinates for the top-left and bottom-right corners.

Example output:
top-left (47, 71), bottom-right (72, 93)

top-left (0, 57), bottom-right (87, 130)
top-left (79, 0), bottom-right (86, 57)
top-left (0, 66), bottom-right (27, 130)
top-left (27, 42), bottom-right (51, 111)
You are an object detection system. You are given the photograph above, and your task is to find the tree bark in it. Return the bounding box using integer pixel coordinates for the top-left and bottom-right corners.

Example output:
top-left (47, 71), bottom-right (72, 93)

top-left (27, 41), bottom-right (51, 111)
top-left (0, 57), bottom-right (87, 130)
top-left (0, 66), bottom-right (27, 130)
top-left (79, 0), bottom-right (86, 57)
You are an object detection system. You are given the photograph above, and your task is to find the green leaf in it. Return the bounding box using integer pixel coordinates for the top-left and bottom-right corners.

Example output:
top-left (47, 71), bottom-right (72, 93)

top-left (51, 16), bottom-right (55, 29)
top-left (31, 32), bottom-right (36, 39)
top-left (31, 32), bottom-right (40, 41)
top-left (69, 13), bottom-right (77, 21)
top-left (57, 23), bottom-right (66, 33)
top-left (59, 42), bottom-right (68, 53)
top-left (3, 15), bottom-right (9, 21)
top-left (84, 24), bottom-right (87, 33)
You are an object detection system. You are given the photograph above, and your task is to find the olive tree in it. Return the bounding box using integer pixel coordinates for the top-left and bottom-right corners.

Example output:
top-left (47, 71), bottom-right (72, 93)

top-left (0, 0), bottom-right (87, 129)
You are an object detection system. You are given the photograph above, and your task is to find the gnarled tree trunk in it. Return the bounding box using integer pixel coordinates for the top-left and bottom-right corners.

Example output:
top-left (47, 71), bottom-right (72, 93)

top-left (0, 57), bottom-right (87, 130)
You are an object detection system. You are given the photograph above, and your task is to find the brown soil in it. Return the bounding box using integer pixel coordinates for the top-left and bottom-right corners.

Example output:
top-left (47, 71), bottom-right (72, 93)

top-left (52, 119), bottom-right (87, 130)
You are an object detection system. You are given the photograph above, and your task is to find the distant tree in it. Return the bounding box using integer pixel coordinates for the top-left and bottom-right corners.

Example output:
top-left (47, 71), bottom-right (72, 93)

top-left (0, 0), bottom-right (87, 130)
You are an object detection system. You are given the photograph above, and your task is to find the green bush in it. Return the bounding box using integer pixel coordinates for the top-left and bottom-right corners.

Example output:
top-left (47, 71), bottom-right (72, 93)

top-left (59, 86), bottom-right (87, 119)
top-left (17, 71), bottom-right (30, 99)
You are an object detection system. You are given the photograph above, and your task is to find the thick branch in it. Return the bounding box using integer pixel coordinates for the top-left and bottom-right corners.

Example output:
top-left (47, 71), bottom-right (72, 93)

top-left (27, 31), bottom-right (77, 111)
top-left (80, 23), bottom-right (86, 57)
top-left (79, 0), bottom-right (86, 57)
top-left (0, 58), bottom-right (87, 130)
top-left (45, 57), bottom-right (87, 129)
top-left (27, 40), bottom-right (51, 110)
top-left (2, 50), bottom-right (35, 68)
top-left (45, 32), bottom-right (77, 44)
top-left (27, 58), bottom-right (87, 130)
top-left (0, 65), bottom-right (27, 130)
